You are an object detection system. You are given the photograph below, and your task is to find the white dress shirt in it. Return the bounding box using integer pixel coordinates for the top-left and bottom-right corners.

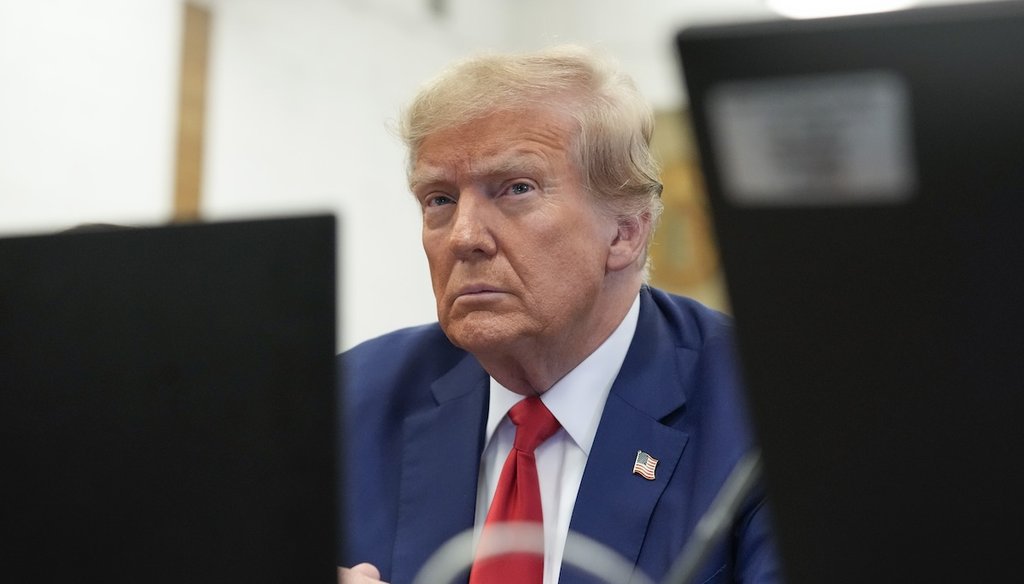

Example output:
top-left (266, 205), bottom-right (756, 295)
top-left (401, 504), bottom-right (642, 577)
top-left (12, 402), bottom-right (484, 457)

top-left (474, 294), bottom-right (640, 584)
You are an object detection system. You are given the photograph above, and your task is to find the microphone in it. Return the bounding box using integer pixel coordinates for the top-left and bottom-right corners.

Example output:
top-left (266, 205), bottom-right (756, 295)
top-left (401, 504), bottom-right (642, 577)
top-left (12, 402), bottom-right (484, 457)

top-left (662, 449), bottom-right (764, 584)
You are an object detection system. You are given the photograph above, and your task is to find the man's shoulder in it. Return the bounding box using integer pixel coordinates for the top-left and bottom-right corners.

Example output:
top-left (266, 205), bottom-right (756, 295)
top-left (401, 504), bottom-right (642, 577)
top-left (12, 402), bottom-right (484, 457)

top-left (340, 323), bottom-right (471, 401)
top-left (342, 321), bottom-right (468, 366)
top-left (643, 286), bottom-right (735, 349)
top-left (637, 287), bottom-right (745, 407)
top-left (345, 322), bottom-right (452, 357)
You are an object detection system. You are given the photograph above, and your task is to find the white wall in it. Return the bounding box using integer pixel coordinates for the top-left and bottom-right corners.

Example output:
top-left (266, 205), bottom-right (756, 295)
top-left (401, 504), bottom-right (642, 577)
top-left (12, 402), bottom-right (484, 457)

top-left (494, 0), bottom-right (776, 110)
top-left (201, 0), bottom-right (483, 349)
top-left (0, 0), bottom-right (180, 234)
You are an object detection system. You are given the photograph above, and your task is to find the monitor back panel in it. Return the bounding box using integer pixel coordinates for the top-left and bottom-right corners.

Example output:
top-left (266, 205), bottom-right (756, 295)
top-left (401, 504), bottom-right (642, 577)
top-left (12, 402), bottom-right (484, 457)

top-left (678, 4), bottom-right (1024, 582)
top-left (0, 216), bottom-right (337, 583)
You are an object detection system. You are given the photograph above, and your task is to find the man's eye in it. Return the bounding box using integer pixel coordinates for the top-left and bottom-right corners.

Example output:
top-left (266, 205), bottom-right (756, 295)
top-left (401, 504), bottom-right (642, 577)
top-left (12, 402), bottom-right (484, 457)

top-left (426, 194), bottom-right (455, 207)
top-left (508, 182), bottom-right (533, 195)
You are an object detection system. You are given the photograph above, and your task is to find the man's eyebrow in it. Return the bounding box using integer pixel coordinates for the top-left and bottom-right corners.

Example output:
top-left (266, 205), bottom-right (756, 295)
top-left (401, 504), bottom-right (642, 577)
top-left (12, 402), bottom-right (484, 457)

top-left (409, 168), bottom-right (448, 192)
top-left (481, 153), bottom-right (547, 178)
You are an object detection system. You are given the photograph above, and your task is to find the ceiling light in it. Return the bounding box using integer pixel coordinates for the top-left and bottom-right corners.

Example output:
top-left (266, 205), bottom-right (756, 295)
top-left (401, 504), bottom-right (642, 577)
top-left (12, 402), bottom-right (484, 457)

top-left (765, 0), bottom-right (918, 20)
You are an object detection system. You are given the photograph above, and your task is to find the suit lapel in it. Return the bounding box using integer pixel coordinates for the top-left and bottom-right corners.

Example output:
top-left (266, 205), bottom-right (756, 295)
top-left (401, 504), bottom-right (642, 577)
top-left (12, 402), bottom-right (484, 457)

top-left (563, 290), bottom-right (698, 584)
top-left (391, 354), bottom-right (489, 584)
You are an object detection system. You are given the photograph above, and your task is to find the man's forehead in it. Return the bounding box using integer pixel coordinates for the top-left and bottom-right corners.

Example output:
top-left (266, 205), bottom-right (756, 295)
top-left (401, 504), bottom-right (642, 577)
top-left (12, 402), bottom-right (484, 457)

top-left (410, 147), bottom-right (560, 189)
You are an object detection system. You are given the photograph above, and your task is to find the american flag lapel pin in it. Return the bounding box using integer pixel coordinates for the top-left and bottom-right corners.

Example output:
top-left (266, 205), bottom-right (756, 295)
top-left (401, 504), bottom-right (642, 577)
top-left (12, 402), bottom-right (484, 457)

top-left (633, 450), bottom-right (658, 480)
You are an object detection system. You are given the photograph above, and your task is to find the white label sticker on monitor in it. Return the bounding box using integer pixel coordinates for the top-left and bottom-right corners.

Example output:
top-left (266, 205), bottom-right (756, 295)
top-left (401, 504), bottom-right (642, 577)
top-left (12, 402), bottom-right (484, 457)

top-left (707, 71), bottom-right (916, 206)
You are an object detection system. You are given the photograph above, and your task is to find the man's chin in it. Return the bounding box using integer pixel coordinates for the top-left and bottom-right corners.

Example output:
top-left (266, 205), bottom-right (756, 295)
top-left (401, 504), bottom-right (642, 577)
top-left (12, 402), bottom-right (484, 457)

top-left (440, 314), bottom-right (523, 355)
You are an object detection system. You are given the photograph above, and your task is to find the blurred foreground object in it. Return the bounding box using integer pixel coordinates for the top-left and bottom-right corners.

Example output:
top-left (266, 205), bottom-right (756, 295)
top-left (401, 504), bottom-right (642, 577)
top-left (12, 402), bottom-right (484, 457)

top-left (679, 2), bottom-right (1024, 582)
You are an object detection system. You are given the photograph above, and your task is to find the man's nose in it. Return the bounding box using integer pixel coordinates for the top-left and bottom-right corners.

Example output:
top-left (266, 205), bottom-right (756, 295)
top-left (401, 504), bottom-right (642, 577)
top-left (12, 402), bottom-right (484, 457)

top-left (448, 192), bottom-right (497, 259)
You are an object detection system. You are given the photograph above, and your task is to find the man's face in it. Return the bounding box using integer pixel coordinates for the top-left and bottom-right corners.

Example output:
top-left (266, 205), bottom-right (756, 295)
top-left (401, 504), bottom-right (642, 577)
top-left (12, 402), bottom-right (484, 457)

top-left (410, 107), bottom-right (621, 357)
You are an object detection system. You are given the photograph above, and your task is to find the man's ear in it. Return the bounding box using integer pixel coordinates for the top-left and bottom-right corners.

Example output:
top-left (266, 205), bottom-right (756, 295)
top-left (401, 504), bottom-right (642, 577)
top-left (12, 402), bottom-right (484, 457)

top-left (606, 211), bottom-right (651, 272)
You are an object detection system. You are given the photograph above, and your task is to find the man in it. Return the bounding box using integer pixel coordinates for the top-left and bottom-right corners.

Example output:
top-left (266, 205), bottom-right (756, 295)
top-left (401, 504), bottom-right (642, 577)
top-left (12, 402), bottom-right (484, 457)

top-left (339, 46), bottom-right (778, 584)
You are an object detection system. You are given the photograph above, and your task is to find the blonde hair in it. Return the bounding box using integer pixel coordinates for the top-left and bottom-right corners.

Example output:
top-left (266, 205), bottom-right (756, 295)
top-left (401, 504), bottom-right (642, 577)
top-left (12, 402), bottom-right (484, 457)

top-left (400, 44), bottom-right (663, 236)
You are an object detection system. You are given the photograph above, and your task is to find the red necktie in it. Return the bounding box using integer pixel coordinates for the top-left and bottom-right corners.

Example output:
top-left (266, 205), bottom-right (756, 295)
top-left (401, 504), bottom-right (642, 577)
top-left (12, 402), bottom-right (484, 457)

top-left (469, 396), bottom-right (561, 584)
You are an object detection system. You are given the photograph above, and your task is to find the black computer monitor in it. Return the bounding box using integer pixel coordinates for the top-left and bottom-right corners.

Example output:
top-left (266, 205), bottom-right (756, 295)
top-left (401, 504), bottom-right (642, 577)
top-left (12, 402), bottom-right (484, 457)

top-left (678, 3), bottom-right (1024, 582)
top-left (0, 215), bottom-right (338, 583)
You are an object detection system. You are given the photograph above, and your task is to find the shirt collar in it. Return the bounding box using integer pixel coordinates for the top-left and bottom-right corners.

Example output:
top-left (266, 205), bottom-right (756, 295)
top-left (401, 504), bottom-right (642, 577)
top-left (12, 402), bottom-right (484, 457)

top-left (484, 293), bottom-right (641, 456)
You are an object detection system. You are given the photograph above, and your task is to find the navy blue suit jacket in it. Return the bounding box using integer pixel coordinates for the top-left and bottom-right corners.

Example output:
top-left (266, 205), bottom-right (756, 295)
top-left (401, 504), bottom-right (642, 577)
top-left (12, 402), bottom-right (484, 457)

top-left (340, 287), bottom-right (779, 583)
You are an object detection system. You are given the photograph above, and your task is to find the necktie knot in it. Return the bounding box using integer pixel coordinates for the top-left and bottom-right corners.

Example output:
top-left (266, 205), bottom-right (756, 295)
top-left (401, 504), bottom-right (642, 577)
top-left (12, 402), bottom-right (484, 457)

top-left (508, 396), bottom-right (560, 453)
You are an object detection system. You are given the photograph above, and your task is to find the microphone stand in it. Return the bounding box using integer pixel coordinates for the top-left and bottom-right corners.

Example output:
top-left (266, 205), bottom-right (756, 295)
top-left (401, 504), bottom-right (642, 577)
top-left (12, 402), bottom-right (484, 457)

top-left (662, 449), bottom-right (764, 584)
